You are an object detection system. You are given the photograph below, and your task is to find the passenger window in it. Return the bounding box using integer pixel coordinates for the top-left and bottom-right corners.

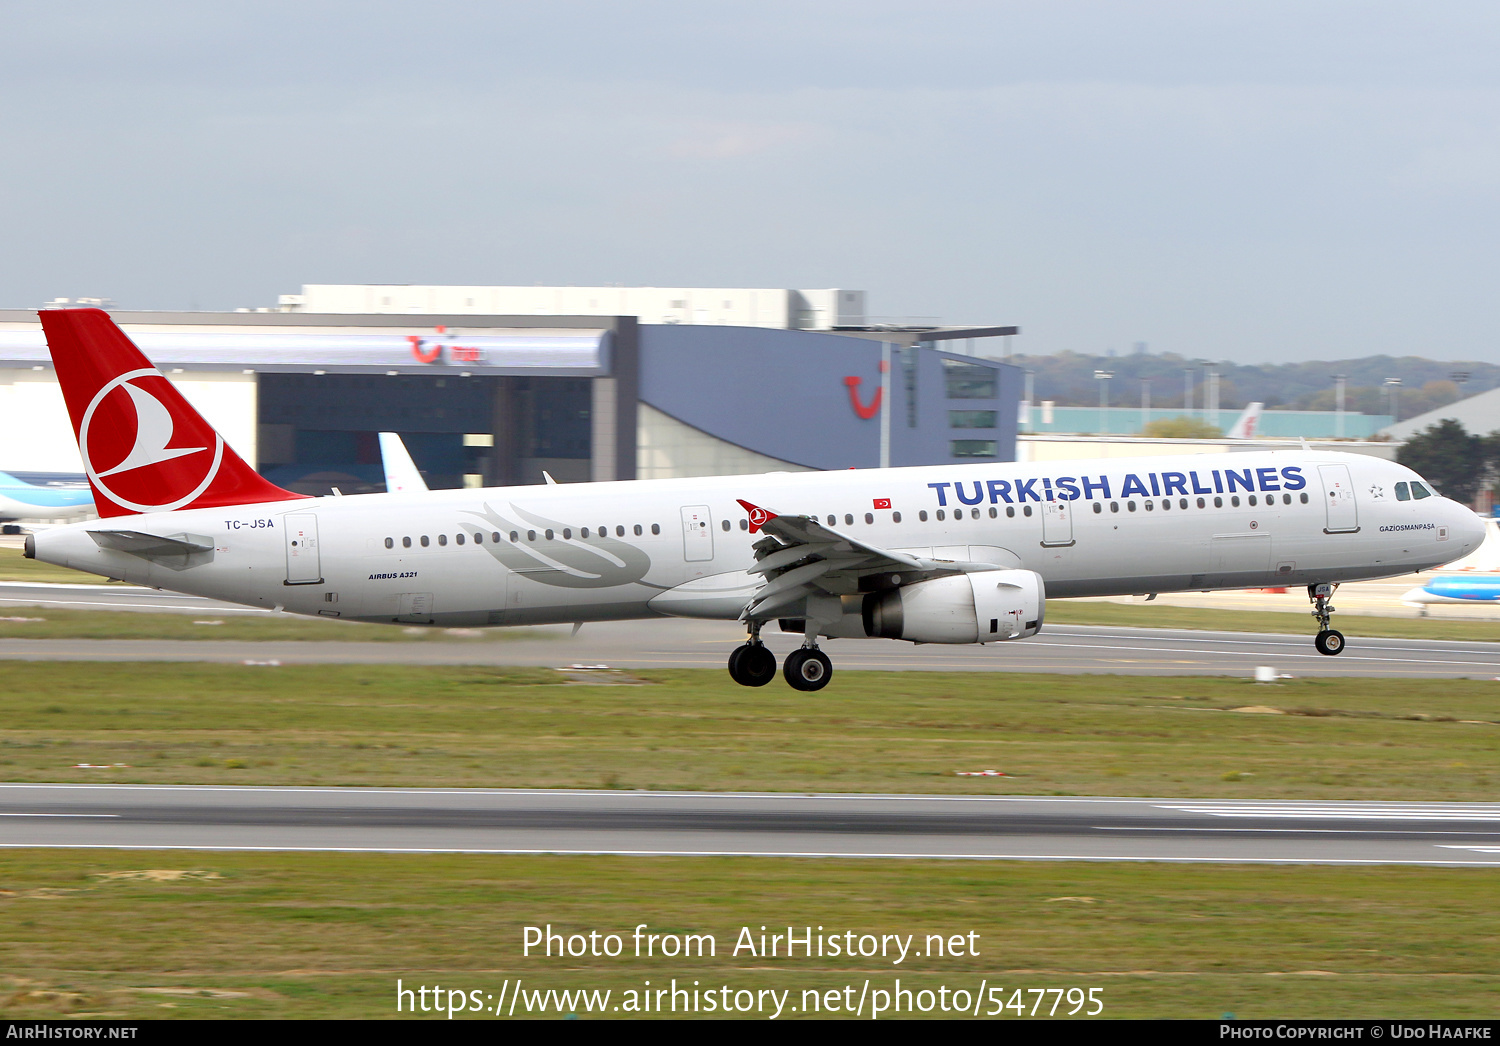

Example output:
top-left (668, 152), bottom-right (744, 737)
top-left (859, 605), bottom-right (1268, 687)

top-left (1282, 494), bottom-right (1291, 505)
top-left (740, 519), bottom-right (749, 530)
top-left (402, 536), bottom-right (411, 548)
top-left (651, 524), bottom-right (661, 535)
top-left (1248, 495), bottom-right (1257, 507)
top-left (562, 529), bottom-right (572, 540)
top-left (893, 511), bottom-right (902, 523)
top-left (581, 527), bottom-right (590, 538)
top-left (1128, 501), bottom-right (1137, 512)
top-left (1231, 496), bottom-right (1240, 507)
top-left (1395, 482), bottom-right (1410, 501)
top-left (438, 534), bottom-right (448, 546)
top-left (919, 510), bottom-right (928, 521)
top-left (509, 531), bottom-right (518, 543)
top-left (844, 514), bottom-right (854, 525)
top-left (1299, 493), bottom-right (1308, 504)
top-left (1180, 498), bottom-right (1188, 509)
top-left (937, 509), bottom-right (946, 521)
top-left (1023, 505), bottom-right (1033, 517)
top-left (1110, 502), bottom-right (1118, 513)
top-left (1196, 498), bottom-right (1205, 508)
top-left (827, 515), bottom-right (836, 525)
top-left (1161, 500), bottom-right (1170, 511)
top-left (987, 507), bottom-right (997, 518)
top-left (1214, 497), bottom-right (1223, 508)
top-left (1092, 502), bottom-right (1102, 514)
top-left (527, 530), bottom-right (536, 542)
top-left (455, 533), bottom-right (465, 545)
top-left (634, 525), bottom-right (643, 536)
top-left (1006, 506), bottom-right (1015, 518)
top-left (384, 537), bottom-right (394, 549)
top-left (545, 529), bottom-right (554, 540)
top-left (492, 532), bottom-right (500, 543)
top-left (420, 535), bottom-right (430, 547)
top-left (474, 532), bottom-right (484, 543)
top-left (865, 512), bottom-right (874, 524)
top-left (1412, 482), bottom-right (1432, 499)
top-left (720, 520), bottom-right (730, 531)
top-left (1145, 500), bottom-right (1154, 511)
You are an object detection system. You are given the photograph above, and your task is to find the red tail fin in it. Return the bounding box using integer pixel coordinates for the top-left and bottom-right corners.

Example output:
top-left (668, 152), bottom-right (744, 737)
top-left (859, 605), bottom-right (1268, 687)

top-left (39, 309), bottom-right (305, 517)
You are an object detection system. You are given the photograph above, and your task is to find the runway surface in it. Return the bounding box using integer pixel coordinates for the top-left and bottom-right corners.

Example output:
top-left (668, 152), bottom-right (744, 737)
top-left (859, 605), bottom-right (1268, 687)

top-left (1, 619), bottom-right (1497, 677)
top-left (2, 785), bottom-right (1498, 865)
top-left (2, 580), bottom-right (1498, 677)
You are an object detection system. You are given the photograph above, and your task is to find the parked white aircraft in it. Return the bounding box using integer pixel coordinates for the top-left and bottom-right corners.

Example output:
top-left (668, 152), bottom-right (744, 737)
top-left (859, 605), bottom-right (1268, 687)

top-left (378, 432), bottom-right (428, 494)
top-left (1225, 402), bottom-right (1264, 439)
top-left (0, 470), bottom-right (94, 523)
top-left (24, 310), bottom-right (1485, 690)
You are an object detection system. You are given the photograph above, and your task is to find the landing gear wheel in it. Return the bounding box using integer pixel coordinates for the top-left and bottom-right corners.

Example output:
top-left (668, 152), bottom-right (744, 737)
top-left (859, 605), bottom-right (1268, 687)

top-left (783, 647), bottom-right (833, 691)
top-left (1314, 629), bottom-right (1345, 656)
top-left (728, 643), bottom-right (777, 687)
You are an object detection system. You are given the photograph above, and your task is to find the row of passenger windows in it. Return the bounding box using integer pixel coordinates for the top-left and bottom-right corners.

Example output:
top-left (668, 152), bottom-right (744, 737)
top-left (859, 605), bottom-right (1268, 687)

top-left (383, 523), bottom-right (662, 549)
top-left (1091, 492), bottom-right (1310, 513)
top-left (382, 491), bottom-right (1318, 549)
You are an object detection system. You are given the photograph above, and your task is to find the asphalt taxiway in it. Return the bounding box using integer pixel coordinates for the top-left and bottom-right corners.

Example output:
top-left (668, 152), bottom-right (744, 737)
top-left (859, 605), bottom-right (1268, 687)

top-left (2, 786), bottom-right (1497, 865)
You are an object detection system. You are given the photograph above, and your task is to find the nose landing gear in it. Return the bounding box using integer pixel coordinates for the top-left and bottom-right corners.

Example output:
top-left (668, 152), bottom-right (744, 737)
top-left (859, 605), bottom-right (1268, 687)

top-left (1309, 582), bottom-right (1345, 656)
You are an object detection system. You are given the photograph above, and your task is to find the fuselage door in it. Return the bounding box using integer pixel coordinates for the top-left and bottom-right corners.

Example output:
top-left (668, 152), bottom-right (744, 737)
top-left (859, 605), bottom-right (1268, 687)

top-left (284, 512), bottom-right (323, 585)
top-left (680, 505), bottom-right (714, 562)
top-left (1041, 500), bottom-right (1075, 547)
top-left (1319, 464), bottom-right (1360, 533)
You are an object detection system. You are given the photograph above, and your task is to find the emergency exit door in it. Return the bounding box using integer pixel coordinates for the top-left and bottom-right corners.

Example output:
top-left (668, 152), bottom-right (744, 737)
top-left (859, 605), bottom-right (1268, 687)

top-left (1041, 500), bottom-right (1075, 547)
top-left (284, 513), bottom-right (323, 584)
top-left (680, 505), bottom-right (715, 562)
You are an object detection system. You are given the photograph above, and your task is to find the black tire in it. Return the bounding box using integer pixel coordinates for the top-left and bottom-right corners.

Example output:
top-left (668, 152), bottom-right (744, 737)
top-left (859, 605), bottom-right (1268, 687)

top-left (728, 643), bottom-right (777, 687)
top-left (1314, 629), bottom-right (1345, 656)
top-left (783, 648), bottom-right (833, 691)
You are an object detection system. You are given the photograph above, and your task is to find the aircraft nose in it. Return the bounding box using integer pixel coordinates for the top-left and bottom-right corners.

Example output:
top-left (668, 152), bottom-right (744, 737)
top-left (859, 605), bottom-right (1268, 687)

top-left (1453, 505), bottom-right (1487, 549)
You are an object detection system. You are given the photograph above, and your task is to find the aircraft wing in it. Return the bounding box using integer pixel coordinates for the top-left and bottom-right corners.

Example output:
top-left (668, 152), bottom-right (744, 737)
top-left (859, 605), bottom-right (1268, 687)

top-left (736, 499), bottom-right (1005, 621)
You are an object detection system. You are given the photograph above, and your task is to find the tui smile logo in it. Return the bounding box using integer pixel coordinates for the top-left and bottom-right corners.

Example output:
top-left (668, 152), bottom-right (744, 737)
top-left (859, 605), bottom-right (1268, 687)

top-left (79, 368), bottom-right (224, 513)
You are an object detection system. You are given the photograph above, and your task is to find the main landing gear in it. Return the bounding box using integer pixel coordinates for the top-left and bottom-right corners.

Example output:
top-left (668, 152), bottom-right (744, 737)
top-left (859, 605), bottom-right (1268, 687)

top-left (727, 624), bottom-right (834, 691)
top-left (1309, 582), bottom-right (1345, 656)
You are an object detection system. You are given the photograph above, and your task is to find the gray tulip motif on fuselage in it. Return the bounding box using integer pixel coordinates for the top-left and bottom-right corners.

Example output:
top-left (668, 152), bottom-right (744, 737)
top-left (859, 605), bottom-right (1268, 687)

top-left (464, 502), bottom-right (654, 588)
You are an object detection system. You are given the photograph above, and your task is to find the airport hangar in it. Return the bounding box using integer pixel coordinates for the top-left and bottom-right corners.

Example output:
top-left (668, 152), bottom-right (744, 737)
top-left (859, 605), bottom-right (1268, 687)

top-left (0, 302), bottom-right (1022, 494)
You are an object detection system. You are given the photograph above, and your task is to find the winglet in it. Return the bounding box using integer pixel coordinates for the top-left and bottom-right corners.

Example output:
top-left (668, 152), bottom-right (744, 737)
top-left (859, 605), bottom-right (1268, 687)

top-left (737, 498), bottom-right (777, 534)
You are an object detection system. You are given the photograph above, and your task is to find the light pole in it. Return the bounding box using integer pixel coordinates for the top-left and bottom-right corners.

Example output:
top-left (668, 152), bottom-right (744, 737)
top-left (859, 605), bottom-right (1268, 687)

top-left (1384, 378), bottom-right (1402, 422)
top-left (1095, 370), bottom-right (1113, 434)
top-left (1140, 377), bottom-right (1151, 431)
top-left (1334, 374), bottom-right (1347, 438)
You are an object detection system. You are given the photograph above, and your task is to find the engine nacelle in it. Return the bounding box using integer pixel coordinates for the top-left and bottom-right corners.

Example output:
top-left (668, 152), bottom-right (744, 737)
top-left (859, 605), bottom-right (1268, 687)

top-left (862, 569), bottom-right (1045, 644)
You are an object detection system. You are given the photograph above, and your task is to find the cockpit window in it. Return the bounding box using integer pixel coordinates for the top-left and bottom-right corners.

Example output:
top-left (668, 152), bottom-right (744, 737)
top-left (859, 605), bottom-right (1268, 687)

top-left (1411, 481), bottom-right (1433, 499)
top-left (1395, 482), bottom-right (1410, 501)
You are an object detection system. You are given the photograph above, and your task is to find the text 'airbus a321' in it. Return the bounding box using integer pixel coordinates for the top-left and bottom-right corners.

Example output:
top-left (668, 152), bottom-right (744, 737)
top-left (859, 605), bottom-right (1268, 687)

top-left (25, 309), bottom-right (1485, 690)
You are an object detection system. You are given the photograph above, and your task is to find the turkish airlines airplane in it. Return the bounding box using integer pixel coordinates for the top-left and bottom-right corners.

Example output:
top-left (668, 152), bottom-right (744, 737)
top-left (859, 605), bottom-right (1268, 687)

top-left (24, 310), bottom-right (1486, 690)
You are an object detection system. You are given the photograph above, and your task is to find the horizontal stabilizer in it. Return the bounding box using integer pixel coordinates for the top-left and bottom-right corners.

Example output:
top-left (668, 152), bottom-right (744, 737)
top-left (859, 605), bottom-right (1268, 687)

top-left (88, 530), bottom-right (214, 558)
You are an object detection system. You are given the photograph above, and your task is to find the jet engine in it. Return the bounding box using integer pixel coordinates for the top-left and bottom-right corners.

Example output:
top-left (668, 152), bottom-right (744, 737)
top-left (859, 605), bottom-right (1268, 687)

top-left (861, 569), bottom-right (1045, 644)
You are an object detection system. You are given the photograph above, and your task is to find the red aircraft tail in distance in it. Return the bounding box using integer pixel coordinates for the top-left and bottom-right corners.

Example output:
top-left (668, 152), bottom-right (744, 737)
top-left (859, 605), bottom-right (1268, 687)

top-left (38, 308), bottom-right (305, 518)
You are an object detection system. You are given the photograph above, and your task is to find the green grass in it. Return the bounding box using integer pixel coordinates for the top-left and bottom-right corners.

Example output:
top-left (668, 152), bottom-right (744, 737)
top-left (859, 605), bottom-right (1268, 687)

top-left (0, 545), bottom-right (106, 585)
top-left (0, 607), bottom-right (552, 642)
top-left (1047, 600), bottom-right (1500, 642)
top-left (1, 664), bottom-right (1495, 798)
top-left (0, 851), bottom-right (1494, 1019)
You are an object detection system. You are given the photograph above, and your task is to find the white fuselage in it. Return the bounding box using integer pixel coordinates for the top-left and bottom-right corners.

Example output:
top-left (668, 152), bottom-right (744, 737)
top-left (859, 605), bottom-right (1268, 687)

top-left (30, 450), bottom-right (1483, 630)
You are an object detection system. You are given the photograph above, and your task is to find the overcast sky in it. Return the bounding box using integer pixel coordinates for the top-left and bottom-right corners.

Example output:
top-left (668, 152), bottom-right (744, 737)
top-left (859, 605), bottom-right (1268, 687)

top-left (4, 2), bottom-right (1500, 363)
